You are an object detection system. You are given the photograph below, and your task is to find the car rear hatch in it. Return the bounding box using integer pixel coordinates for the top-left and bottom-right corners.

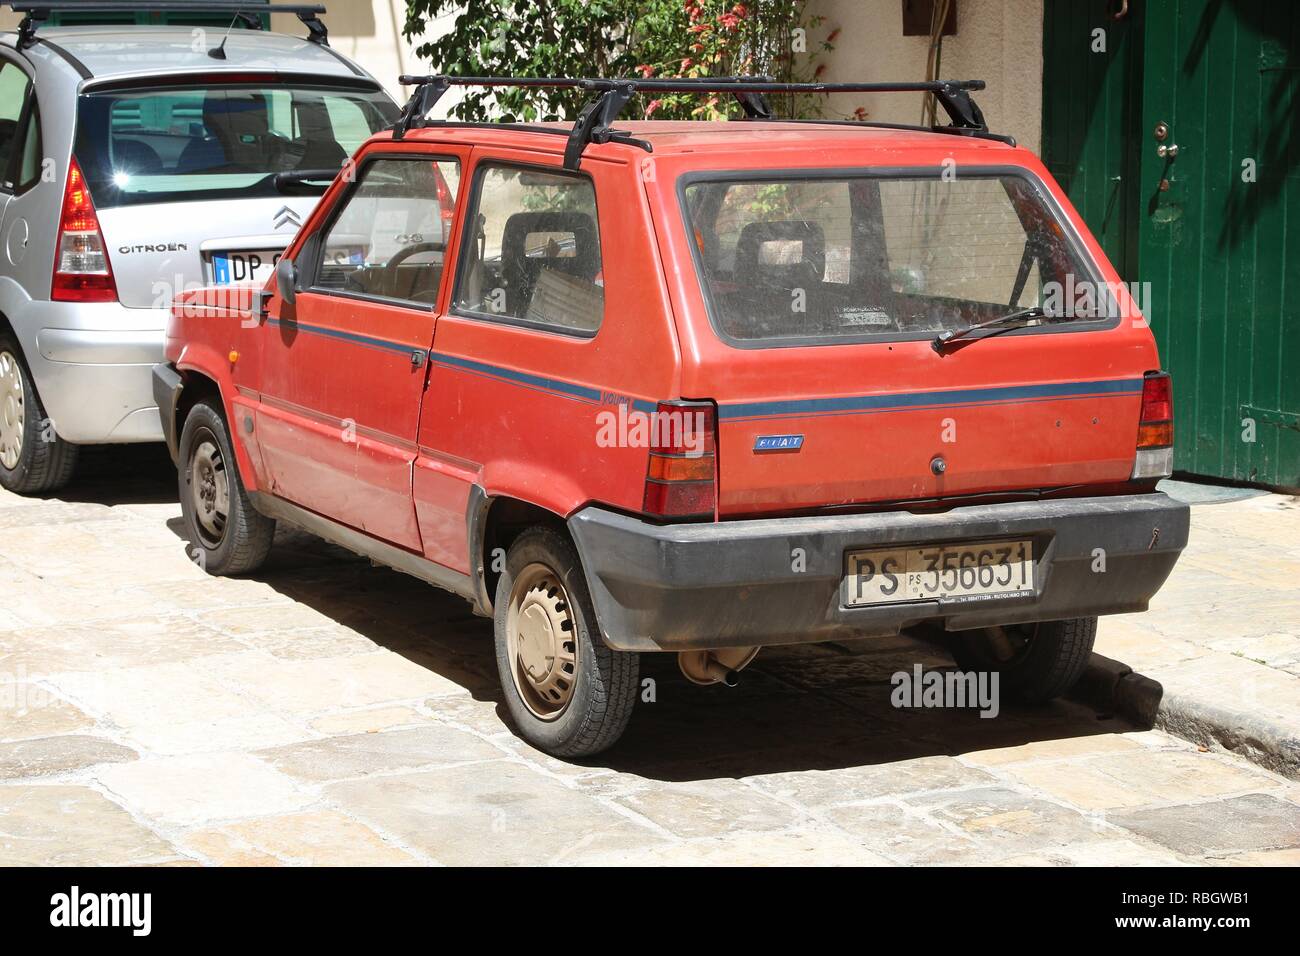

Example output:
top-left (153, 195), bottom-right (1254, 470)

top-left (71, 75), bottom-right (399, 309)
top-left (677, 168), bottom-right (1159, 517)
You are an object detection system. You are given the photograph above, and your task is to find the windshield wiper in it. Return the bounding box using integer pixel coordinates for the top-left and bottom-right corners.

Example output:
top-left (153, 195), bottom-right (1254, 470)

top-left (931, 306), bottom-right (1052, 353)
top-left (272, 169), bottom-right (343, 191)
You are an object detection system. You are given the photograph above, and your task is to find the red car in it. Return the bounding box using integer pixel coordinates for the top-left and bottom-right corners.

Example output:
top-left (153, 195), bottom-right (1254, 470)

top-left (154, 77), bottom-right (1188, 756)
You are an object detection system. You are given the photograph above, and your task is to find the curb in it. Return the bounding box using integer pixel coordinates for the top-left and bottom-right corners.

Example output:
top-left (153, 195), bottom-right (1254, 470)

top-left (1070, 653), bottom-right (1300, 781)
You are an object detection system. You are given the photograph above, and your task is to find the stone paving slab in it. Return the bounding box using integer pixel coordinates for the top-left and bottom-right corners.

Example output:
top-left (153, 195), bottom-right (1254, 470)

top-left (0, 453), bottom-right (1298, 866)
top-left (1092, 490), bottom-right (1300, 777)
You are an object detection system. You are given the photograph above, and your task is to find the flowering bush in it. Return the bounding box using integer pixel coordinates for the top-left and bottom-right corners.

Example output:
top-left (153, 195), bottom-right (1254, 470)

top-left (404, 0), bottom-right (848, 121)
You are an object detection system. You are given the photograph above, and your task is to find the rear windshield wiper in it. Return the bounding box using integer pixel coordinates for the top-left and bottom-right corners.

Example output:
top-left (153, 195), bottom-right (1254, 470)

top-left (272, 169), bottom-right (342, 191)
top-left (931, 306), bottom-right (1052, 353)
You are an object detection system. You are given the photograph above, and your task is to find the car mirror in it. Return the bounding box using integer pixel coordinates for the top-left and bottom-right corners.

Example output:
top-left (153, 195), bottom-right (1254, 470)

top-left (275, 257), bottom-right (299, 306)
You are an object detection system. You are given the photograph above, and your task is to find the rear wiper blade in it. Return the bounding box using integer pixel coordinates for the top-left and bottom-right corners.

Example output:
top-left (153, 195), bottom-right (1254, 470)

top-left (931, 306), bottom-right (1051, 353)
top-left (272, 169), bottom-right (342, 190)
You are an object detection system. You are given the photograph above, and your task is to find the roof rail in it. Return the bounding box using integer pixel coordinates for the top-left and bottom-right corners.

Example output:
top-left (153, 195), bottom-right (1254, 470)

top-left (391, 75), bottom-right (992, 169)
top-left (5, 2), bottom-right (330, 49)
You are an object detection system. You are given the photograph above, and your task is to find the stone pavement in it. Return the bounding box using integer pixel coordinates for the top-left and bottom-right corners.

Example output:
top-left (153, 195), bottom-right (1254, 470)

top-left (0, 448), bottom-right (1297, 866)
top-left (1094, 484), bottom-right (1300, 778)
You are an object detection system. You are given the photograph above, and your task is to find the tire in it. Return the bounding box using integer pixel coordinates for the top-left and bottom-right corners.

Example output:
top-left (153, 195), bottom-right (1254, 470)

top-left (0, 335), bottom-right (79, 494)
top-left (178, 398), bottom-right (275, 576)
top-left (494, 525), bottom-right (639, 758)
top-left (950, 616), bottom-right (1097, 703)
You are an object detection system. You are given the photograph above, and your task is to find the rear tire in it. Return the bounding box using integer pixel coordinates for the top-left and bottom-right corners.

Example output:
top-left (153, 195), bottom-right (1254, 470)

top-left (178, 398), bottom-right (274, 575)
top-left (0, 336), bottom-right (79, 494)
top-left (950, 616), bottom-right (1097, 702)
top-left (494, 525), bottom-right (639, 758)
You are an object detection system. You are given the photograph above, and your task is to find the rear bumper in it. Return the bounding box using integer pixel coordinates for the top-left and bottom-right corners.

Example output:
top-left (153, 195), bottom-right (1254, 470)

top-left (567, 493), bottom-right (1190, 652)
top-left (6, 300), bottom-right (167, 443)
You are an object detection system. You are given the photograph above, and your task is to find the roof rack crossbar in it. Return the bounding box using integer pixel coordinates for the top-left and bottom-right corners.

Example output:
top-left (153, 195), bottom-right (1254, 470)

top-left (5, 2), bottom-right (329, 48)
top-left (391, 75), bottom-right (991, 166)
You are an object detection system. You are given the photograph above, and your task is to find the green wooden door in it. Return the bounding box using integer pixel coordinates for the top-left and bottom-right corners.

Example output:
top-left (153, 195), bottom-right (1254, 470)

top-left (1138, 0), bottom-right (1299, 487)
top-left (1041, 0), bottom-right (1146, 279)
top-left (1044, 0), bottom-right (1299, 488)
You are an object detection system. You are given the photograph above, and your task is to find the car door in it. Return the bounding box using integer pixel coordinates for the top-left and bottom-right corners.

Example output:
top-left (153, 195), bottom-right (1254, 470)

top-left (254, 151), bottom-right (464, 549)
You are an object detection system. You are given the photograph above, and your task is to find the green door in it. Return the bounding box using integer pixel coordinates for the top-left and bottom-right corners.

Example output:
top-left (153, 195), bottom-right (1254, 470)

top-left (1044, 0), bottom-right (1299, 488)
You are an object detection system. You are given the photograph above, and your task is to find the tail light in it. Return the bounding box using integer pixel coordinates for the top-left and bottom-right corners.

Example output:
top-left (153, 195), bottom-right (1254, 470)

top-left (1132, 371), bottom-right (1173, 479)
top-left (51, 158), bottom-right (117, 303)
top-left (642, 400), bottom-right (717, 520)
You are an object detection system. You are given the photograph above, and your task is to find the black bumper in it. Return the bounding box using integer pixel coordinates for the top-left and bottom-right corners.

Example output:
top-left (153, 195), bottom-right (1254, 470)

top-left (567, 493), bottom-right (1189, 652)
top-left (151, 363), bottom-right (183, 465)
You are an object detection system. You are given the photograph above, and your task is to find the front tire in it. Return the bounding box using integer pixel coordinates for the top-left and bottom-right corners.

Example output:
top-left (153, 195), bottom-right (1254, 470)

top-left (0, 336), bottom-right (79, 494)
top-left (178, 399), bottom-right (274, 575)
top-left (494, 525), bottom-right (639, 758)
top-left (950, 616), bottom-right (1097, 703)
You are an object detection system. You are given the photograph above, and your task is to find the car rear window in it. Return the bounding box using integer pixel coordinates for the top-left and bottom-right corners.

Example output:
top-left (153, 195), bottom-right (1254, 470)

top-left (682, 172), bottom-right (1109, 346)
top-left (73, 83), bottom-right (398, 209)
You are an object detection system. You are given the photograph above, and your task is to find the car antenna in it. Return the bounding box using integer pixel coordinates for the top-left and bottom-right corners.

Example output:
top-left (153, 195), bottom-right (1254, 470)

top-left (208, 10), bottom-right (244, 60)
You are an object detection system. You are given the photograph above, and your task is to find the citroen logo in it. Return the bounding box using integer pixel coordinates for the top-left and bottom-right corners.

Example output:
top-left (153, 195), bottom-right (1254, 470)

top-left (273, 206), bottom-right (302, 230)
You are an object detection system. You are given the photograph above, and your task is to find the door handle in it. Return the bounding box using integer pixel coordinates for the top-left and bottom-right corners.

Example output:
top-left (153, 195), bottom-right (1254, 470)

top-left (1153, 121), bottom-right (1178, 159)
top-left (411, 349), bottom-right (427, 368)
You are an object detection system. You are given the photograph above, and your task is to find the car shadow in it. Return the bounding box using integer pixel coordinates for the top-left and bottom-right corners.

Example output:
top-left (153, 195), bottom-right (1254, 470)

top-left (162, 515), bottom-right (1151, 783)
top-left (43, 444), bottom-right (177, 507)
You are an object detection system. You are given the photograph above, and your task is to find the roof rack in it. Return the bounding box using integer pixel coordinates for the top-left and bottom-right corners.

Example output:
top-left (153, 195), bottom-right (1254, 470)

top-left (392, 75), bottom-right (994, 168)
top-left (6, 2), bottom-right (330, 50)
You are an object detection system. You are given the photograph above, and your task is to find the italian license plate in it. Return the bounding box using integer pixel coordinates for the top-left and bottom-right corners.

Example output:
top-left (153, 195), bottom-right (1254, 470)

top-left (843, 539), bottom-right (1035, 607)
top-left (210, 249), bottom-right (282, 285)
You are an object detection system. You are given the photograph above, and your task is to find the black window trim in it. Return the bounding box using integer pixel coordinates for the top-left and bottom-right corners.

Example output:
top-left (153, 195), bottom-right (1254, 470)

top-left (0, 52), bottom-right (37, 197)
top-left (448, 158), bottom-right (604, 341)
top-left (302, 151), bottom-right (463, 314)
top-left (675, 164), bottom-right (1121, 351)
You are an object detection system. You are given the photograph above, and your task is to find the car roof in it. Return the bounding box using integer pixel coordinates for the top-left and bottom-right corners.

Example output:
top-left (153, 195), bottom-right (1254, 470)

top-left (2, 25), bottom-right (369, 85)
top-left (386, 119), bottom-right (1019, 161)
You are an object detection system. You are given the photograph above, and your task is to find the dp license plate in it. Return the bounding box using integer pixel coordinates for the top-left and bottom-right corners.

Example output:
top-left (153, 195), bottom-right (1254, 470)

top-left (211, 250), bottom-right (282, 285)
top-left (843, 539), bottom-right (1035, 607)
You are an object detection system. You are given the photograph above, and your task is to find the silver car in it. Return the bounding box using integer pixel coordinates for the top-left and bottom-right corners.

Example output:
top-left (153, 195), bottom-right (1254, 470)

top-left (0, 6), bottom-right (398, 492)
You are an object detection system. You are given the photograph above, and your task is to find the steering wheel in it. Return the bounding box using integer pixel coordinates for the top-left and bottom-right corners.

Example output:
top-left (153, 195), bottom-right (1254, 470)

top-left (382, 242), bottom-right (444, 300)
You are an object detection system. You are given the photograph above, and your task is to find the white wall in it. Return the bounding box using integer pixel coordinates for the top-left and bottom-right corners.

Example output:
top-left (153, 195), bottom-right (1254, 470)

top-left (811, 0), bottom-right (1044, 153)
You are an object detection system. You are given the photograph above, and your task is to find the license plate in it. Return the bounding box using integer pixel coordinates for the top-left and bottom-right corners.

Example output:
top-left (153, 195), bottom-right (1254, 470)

top-left (843, 539), bottom-right (1035, 607)
top-left (210, 250), bottom-right (282, 286)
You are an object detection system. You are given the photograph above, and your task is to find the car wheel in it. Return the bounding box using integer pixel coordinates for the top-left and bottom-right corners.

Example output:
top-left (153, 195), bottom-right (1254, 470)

top-left (0, 336), bottom-right (79, 494)
top-left (494, 525), bottom-right (639, 758)
top-left (950, 616), bottom-right (1097, 702)
top-left (178, 398), bottom-right (274, 575)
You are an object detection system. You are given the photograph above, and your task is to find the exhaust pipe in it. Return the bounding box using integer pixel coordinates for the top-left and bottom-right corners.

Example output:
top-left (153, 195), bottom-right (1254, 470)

top-left (678, 647), bottom-right (759, 686)
top-left (703, 657), bottom-right (740, 687)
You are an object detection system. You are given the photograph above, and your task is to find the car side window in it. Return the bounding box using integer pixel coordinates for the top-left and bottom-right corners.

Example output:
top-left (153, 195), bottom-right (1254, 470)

top-left (0, 62), bottom-right (33, 191)
top-left (17, 103), bottom-right (41, 191)
top-left (314, 157), bottom-right (460, 307)
top-left (452, 164), bottom-right (604, 336)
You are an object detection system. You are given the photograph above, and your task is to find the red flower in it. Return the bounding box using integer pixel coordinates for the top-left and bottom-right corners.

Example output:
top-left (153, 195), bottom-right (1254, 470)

top-left (646, 98), bottom-right (662, 118)
top-left (636, 63), bottom-right (655, 77)
top-left (826, 27), bottom-right (841, 43)
top-left (814, 63), bottom-right (827, 78)
top-left (732, 3), bottom-right (748, 16)
top-left (681, 57), bottom-right (694, 69)
top-left (852, 106), bottom-right (868, 121)
top-left (719, 13), bottom-right (740, 30)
